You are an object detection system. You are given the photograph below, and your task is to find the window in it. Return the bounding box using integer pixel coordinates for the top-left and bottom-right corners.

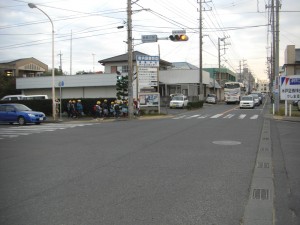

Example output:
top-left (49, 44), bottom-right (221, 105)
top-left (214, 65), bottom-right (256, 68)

top-left (122, 65), bottom-right (128, 73)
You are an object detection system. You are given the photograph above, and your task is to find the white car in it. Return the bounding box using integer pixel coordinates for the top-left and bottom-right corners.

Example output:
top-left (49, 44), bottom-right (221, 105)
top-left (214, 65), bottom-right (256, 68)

top-left (206, 94), bottom-right (217, 104)
top-left (249, 94), bottom-right (260, 106)
top-left (240, 96), bottom-right (255, 109)
top-left (170, 95), bottom-right (188, 108)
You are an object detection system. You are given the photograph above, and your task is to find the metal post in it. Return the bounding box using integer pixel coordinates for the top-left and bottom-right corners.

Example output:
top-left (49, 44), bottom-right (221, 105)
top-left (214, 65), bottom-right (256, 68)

top-left (28, 3), bottom-right (56, 120)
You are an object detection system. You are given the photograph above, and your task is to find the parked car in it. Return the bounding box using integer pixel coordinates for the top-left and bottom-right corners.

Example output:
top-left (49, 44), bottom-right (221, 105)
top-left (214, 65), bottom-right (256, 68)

top-left (292, 100), bottom-right (299, 106)
top-left (170, 95), bottom-right (188, 109)
top-left (298, 100), bottom-right (300, 111)
top-left (251, 92), bottom-right (263, 104)
top-left (249, 94), bottom-right (260, 106)
top-left (0, 103), bottom-right (46, 125)
top-left (0, 95), bottom-right (26, 101)
top-left (206, 94), bottom-right (217, 104)
top-left (240, 96), bottom-right (255, 109)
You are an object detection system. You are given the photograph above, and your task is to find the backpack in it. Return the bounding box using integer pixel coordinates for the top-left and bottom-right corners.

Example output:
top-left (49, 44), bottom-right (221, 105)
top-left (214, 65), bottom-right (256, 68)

top-left (114, 104), bottom-right (120, 111)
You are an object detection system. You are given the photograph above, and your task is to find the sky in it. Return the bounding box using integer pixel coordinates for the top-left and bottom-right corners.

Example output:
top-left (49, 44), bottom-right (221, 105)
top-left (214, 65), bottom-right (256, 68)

top-left (0, 0), bottom-right (299, 80)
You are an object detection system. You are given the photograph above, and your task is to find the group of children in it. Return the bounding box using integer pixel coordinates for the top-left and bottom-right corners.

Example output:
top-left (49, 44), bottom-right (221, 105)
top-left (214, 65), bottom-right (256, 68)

top-left (93, 99), bottom-right (140, 119)
top-left (66, 98), bottom-right (140, 119)
top-left (66, 99), bottom-right (84, 118)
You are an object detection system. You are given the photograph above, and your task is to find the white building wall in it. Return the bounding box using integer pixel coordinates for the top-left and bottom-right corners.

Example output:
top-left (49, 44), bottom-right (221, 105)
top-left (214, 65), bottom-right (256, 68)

top-left (159, 69), bottom-right (210, 84)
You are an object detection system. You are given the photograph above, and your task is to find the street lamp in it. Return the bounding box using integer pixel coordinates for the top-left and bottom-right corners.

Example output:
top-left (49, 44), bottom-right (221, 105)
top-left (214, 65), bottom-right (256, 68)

top-left (28, 3), bottom-right (56, 120)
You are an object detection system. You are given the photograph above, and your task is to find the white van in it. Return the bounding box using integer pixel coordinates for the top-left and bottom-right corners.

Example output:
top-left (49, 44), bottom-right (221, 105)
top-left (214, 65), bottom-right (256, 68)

top-left (24, 95), bottom-right (48, 100)
top-left (0, 95), bottom-right (27, 101)
top-left (169, 94), bottom-right (189, 108)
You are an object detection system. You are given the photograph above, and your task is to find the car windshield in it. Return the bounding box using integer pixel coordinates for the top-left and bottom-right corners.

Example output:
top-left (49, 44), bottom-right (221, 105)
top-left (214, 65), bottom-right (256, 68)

top-left (172, 96), bottom-right (184, 101)
top-left (224, 83), bottom-right (240, 89)
top-left (242, 96), bottom-right (253, 101)
top-left (207, 94), bottom-right (216, 97)
top-left (14, 104), bottom-right (31, 111)
top-left (250, 94), bottom-right (258, 99)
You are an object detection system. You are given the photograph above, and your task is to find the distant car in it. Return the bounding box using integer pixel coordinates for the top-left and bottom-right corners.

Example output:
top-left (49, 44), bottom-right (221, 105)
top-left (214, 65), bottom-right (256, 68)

top-left (206, 94), bottom-right (217, 104)
top-left (170, 95), bottom-right (188, 109)
top-left (251, 92), bottom-right (263, 104)
top-left (298, 100), bottom-right (300, 111)
top-left (292, 100), bottom-right (299, 106)
top-left (249, 94), bottom-right (260, 106)
top-left (0, 103), bottom-right (46, 125)
top-left (240, 96), bottom-right (255, 109)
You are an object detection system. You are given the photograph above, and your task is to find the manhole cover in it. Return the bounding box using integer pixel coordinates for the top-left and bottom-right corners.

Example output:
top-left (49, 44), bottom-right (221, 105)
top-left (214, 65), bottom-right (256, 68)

top-left (212, 140), bottom-right (241, 145)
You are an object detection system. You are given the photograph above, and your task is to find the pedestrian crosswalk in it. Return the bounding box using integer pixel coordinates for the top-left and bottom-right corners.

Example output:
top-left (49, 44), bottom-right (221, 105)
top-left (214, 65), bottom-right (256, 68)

top-left (0, 123), bottom-right (93, 140)
top-left (172, 113), bottom-right (260, 120)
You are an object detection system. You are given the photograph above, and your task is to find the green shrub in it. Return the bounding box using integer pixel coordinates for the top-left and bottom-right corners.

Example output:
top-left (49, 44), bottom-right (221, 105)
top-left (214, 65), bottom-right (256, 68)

top-left (187, 101), bottom-right (204, 110)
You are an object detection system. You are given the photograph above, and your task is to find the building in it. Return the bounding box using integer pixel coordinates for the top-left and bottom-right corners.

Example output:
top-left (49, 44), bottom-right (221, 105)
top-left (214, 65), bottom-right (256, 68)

top-left (0, 57), bottom-right (48, 77)
top-left (283, 45), bottom-right (300, 76)
top-left (14, 51), bottom-right (237, 102)
top-left (256, 79), bottom-right (270, 93)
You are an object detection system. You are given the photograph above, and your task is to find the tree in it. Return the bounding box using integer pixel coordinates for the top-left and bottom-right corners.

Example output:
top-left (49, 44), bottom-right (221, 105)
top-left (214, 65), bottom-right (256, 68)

top-left (116, 75), bottom-right (128, 100)
top-left (0, 71), bottom-right (20, 98)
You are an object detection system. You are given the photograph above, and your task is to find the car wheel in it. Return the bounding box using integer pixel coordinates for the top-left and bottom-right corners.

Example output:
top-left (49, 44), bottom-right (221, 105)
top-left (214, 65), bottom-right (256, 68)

top-left (35, 122), bottom-right (41, 125)
top-left (9, 122), bottom-right (14, 125)
top-left (17, 116), bottom-right (26, 125)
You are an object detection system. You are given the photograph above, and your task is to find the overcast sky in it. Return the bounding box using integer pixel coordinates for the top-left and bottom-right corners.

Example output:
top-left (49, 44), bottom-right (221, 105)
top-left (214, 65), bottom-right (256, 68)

top-left (0, 0), bottom-right (299, 80)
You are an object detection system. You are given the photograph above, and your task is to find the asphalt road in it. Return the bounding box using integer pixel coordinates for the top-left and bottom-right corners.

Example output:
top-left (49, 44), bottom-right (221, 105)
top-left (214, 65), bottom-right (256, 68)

top-left (0, 101), bottom-right (299, 225)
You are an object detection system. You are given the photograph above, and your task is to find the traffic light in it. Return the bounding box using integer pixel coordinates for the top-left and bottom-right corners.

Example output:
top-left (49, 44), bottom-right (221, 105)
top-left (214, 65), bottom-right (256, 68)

top-left (169, 34), bottom-right (189, 42)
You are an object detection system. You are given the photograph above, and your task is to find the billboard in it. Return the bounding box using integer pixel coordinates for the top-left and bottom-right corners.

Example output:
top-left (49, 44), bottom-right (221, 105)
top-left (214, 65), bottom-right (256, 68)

top-left (280, 75), bottom-right (300, 100)
top-left (139, 93), bottom-right (159, 106)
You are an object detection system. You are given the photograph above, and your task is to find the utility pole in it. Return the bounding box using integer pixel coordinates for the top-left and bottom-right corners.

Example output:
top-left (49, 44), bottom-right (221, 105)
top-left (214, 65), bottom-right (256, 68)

top-left (58, 51), bottom-right (62, 73)
top-left (92, 53), bottom-right (95, 73)
top-left (198, 0), bottom-right (203, 100)
top-left (127, 0), bottom-right (134, 119)
top-left (239, 60), bottom-right (242, 82)
top-left (70, 30), bottom-right (72, 75)
top-left (274, 0), bottom-right (280, 113)
top-left (217, 37), bottom-right (225, 94)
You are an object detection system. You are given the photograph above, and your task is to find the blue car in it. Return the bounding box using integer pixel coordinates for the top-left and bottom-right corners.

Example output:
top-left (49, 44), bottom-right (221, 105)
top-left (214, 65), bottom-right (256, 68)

top-left (0, 103), bottom-right (46, 125)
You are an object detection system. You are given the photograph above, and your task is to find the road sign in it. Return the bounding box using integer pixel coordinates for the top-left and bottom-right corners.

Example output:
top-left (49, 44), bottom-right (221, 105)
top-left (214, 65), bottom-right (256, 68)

top-left (136, 55), bottom-right (159, 67)
top-left (172, 30), bottom-right (186, 35)
top-left (58, 81), bottom-right (64, 87)
top-left (141, 35), bottom-right (158, 43)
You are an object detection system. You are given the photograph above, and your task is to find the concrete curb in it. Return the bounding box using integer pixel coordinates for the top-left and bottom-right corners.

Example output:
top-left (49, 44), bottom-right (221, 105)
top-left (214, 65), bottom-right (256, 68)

top-left (44, 114), bottom-right (174, 124)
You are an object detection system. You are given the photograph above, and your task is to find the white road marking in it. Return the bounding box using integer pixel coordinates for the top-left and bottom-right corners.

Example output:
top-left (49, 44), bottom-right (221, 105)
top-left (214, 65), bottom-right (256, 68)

top-left (0, 123), bottom-right (93, 140)
top-left (185, 115), bottom-right (200, 119)
top-left (238, 114), bottom-right (247, 119)
top-left (198, 114), bottom-right (210, 118)
top-left (223, 114), bottom-right (235, 119)
top-left (210, 114), bottom-right (223, 118)
top-left (250, 115), bottom-right (259, 119)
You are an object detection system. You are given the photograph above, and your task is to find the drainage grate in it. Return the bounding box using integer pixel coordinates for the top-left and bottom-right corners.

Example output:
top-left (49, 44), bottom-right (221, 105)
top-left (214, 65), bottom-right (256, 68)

top-left (262, 137), bottom-right (269, 141)
top-left (252, 189), bottom-right (269, 200)
top-left (257, 162), bottom-right (270, 168)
